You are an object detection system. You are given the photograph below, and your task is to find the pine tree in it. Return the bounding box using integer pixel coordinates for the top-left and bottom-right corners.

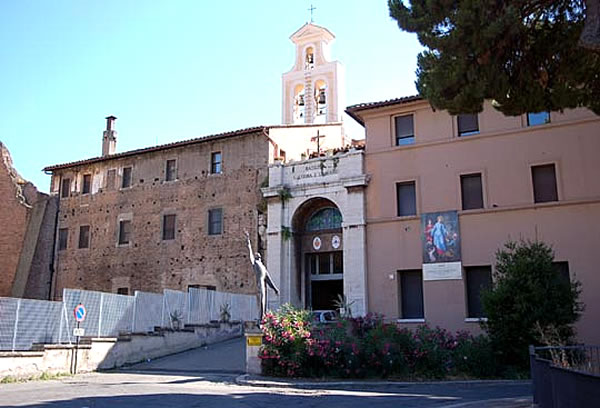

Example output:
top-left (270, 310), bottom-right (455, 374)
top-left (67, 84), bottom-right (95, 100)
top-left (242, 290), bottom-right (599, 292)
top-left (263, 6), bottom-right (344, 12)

top-left (388, 0), bottom-right (600, 115)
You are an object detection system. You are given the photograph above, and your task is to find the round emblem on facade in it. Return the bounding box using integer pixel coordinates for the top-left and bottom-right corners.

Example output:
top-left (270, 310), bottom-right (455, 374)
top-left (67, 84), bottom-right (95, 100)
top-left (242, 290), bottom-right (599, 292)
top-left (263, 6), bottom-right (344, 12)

top-left (331, 235), bottom-right (341, 249)
top-left (312, 236), bottom-right (322, 251)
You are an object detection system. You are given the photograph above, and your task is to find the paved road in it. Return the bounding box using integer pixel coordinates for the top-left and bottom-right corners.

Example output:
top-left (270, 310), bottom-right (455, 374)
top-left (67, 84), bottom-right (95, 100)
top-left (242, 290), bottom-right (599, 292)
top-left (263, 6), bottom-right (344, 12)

top-left (0, 337), bottom-right (532, 407)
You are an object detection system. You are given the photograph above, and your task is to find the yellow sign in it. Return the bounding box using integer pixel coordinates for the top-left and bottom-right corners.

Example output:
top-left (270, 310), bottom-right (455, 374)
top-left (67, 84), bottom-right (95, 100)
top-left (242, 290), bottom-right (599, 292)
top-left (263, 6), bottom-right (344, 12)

top-left (246, 336), bottom-right (262, 346)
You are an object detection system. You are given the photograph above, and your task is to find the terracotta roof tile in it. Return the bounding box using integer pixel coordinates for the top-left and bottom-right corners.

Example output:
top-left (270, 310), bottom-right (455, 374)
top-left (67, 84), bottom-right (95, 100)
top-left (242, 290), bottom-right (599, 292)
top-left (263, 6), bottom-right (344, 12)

top-left (345, 95), bottom-right (423, 125)
top-left (43, 126), bottom-right (267, 172)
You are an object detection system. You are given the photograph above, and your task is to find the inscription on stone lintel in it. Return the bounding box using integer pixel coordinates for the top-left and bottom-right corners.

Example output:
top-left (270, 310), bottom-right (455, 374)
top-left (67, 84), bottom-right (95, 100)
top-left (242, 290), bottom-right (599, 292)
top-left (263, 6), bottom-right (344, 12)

top-left (292, 160), bottom-right (338, 180)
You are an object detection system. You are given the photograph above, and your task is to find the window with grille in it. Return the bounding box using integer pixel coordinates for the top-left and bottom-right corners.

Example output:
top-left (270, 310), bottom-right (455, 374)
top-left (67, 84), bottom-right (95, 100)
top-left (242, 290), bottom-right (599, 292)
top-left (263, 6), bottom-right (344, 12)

top-left (58, 228), bottom-right (68, 251)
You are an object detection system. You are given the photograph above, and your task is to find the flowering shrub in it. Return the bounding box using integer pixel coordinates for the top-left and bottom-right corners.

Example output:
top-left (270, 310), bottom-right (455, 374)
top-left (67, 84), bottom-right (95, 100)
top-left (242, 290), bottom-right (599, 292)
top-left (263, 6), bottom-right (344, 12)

top-left (260, 305), bottom-right (498, 379)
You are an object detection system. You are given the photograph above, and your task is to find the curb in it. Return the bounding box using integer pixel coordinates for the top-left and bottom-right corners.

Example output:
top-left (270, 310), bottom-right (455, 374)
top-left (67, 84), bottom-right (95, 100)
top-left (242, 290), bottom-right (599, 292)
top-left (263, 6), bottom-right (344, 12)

top-left (234, 374), bottom-right (531, 388)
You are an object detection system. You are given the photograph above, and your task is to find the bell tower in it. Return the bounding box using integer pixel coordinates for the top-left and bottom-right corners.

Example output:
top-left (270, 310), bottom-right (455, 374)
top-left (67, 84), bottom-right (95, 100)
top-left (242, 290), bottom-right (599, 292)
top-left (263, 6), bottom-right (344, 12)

top-left (282, 23), bottom-right (345, 125)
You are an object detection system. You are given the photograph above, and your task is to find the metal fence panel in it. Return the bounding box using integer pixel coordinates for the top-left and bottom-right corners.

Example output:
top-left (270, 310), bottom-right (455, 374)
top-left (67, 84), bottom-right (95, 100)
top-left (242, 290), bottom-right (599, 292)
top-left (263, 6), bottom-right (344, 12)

top-left (62, 288), bottom-right (103, 338)
top-left (163, 289), bottom-right (188, 329)
top-left (133, 291), bottom-right (163, 332)
top-left (97, 292), bottom-right (134, 337)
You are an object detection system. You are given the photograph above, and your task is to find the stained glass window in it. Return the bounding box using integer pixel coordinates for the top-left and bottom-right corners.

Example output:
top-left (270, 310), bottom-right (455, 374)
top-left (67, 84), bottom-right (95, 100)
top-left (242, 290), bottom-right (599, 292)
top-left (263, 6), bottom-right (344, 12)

top-left (306, 208), bottom-right (342, 231)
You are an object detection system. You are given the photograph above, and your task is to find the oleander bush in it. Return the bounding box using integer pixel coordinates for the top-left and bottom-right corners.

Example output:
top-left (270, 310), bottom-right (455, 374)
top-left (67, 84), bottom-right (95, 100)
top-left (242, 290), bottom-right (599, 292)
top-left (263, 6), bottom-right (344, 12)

top-left (259, 304), bottom-right (499, 379)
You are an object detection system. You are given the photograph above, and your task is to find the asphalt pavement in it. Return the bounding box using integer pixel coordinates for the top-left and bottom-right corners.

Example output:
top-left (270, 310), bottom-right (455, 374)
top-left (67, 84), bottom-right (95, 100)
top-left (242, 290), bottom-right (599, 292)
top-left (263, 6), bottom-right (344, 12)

top-left (0, 336), bottom-right (532, 407)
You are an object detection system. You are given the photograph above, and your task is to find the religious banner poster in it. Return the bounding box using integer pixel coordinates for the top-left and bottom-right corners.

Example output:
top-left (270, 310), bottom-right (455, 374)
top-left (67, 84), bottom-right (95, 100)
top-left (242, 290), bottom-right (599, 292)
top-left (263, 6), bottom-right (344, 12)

top-left (421, 210), bottom-right (462, 281)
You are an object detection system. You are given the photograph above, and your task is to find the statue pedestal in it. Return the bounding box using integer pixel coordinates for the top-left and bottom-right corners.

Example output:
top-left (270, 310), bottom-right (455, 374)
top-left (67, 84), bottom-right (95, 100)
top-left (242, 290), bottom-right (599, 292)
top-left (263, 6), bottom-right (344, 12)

top-left (244, 321), bottom-right (263, 375)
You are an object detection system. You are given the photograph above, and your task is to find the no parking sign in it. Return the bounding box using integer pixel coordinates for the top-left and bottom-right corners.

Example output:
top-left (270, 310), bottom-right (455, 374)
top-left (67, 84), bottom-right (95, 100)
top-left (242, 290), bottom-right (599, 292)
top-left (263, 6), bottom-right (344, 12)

top-left (73, 304), bottom-right (86, 323)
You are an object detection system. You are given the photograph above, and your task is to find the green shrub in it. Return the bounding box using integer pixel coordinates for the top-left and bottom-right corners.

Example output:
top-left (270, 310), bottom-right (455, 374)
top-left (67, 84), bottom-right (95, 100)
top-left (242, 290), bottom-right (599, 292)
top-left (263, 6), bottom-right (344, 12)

top-left (481, 240), bottom-right (584, 370)
top-left (260, 306), bottom-right (502, 379)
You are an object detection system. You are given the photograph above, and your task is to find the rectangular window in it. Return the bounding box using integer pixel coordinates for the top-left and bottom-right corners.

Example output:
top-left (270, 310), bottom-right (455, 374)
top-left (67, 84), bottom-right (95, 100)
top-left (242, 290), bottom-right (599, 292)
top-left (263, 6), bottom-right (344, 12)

top-left (396, 181), bottom-right (417, 217)
top-left (78, 225), bottom-right (90, 249)
top-left (211, 152), bottom-right (222, 174)
top-left (118, 220), bottom-right (131, 245)
top-left (398, 269), bottom-right (424, 319)
top-left (121, 166), bottom-right (132, 188)
top-left (307, 254), bottom-right (317, 275)
top-left (82, 174), bottom-right (92, 194)
top-left (58, 228), bottom-right (68, 251)
top-left (166, 159), bottom-right (177, 181)
top-left (333, 252), bottom-right (343, 274)
top-left (532, 164), bottom-right (558, 203)
top-left (527, 111), bottom-right (550, 126)
top-left (208, 208), bottom-right (223, 235)
top-left (106, 169), bottom-right (116, 191)
top-left (458, 114), bottom-right (479, 136)
top-left (116, 287), bottom-right (129, 295)
top-left (394, 115), bottom-right (415, 146)
top-left (61, 178), bottom-right (71, 198)
top-left (465, 266), bottom-right (492, 318)
top-left (162, 214), bottom-right (176, 240)
top-left (319, 253), bottom-right (331, 274)
top-left (461, 173), bottom-right (484, 210)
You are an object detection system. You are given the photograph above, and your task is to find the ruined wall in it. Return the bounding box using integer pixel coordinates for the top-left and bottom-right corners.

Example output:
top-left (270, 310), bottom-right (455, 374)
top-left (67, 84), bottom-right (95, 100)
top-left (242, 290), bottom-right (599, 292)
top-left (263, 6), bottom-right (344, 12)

top-left (0, 142), bottom-right (29, 296)
top-left (50, 131), bottom-right (270, 298)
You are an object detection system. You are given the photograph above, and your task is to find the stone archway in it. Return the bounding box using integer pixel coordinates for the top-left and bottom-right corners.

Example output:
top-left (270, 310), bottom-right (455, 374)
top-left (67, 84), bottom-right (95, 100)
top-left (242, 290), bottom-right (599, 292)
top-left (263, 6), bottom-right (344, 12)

top-left (292, 197), bottom-right (343, 310)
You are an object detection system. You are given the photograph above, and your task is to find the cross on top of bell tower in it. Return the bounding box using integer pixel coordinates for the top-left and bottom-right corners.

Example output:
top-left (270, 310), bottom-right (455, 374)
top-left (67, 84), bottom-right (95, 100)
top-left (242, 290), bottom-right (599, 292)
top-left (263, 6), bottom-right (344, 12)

top-left (308, 4), bottom-right (316, 23)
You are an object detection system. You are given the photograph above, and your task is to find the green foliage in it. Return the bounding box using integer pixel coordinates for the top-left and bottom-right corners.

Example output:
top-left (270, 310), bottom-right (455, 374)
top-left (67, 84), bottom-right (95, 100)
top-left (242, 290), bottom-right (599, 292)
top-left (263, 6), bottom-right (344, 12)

top-left (277, 187), bottom-right (292, 203)
top-left (280, 226), bottom-right (292, 241)
top-left (481, 240), bottom-right (584, 370)
top-left (388, 0), bottom-right (600, 115)
top-left (260, 307), bottom-right (499, 379)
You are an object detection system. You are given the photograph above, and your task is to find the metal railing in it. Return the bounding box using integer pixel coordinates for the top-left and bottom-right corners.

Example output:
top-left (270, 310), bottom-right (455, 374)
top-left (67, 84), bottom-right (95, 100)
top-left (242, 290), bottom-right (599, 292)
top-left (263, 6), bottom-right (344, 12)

top-left (0, 287), bottom-right (258, 352)
top-left (530, 345), bottom-right (600, 407)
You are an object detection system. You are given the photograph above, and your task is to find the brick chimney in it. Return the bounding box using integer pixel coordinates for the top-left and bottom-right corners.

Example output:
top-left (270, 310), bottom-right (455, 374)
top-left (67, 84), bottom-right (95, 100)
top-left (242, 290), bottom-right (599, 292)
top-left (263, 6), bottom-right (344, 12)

top-left (102, 116), bottom-right (117, 156)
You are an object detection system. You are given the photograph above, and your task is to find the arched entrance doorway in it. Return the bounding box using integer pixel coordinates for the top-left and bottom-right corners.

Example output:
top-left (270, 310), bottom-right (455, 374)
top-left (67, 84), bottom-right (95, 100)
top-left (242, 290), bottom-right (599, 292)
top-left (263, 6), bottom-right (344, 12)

top-left (292, 198), bottom-right (343, 310)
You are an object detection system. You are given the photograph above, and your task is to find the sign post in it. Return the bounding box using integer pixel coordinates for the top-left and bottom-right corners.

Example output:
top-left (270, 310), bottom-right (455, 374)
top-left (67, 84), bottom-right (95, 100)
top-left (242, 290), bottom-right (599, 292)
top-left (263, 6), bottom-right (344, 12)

top-left (72, 304), bottom-right (86, 374)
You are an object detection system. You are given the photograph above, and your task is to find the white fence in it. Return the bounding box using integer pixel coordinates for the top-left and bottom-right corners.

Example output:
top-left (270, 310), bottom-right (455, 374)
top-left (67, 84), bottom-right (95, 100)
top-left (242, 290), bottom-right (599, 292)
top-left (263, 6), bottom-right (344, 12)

top-left (0, 288), bottom-right (258, 351)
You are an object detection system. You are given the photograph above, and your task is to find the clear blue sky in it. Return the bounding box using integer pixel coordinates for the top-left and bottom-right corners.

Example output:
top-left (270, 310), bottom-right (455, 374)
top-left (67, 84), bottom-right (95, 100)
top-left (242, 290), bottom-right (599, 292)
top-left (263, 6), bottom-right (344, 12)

top-left (0, 1), bottom-right (422, 192)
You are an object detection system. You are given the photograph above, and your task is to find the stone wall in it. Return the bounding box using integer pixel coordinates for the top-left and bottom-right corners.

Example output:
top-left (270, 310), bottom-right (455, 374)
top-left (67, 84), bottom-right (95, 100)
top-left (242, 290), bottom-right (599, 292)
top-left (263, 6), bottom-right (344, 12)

top-left (49, 130), bottom-right (270, 298)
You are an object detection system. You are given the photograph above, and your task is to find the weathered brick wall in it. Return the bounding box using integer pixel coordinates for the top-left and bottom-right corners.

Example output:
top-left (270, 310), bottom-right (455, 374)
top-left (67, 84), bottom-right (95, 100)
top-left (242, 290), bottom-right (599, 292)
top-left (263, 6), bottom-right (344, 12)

top-left (0, 143), bottom-right (30, 296)
top-left (51, 131), bottom-right (270, 298)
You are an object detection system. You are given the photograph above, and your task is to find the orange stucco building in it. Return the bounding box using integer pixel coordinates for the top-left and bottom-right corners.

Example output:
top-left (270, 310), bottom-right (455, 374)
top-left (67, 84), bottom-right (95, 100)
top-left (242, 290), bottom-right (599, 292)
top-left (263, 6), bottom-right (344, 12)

top-left (347, 97), bottom-right (600, 344)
